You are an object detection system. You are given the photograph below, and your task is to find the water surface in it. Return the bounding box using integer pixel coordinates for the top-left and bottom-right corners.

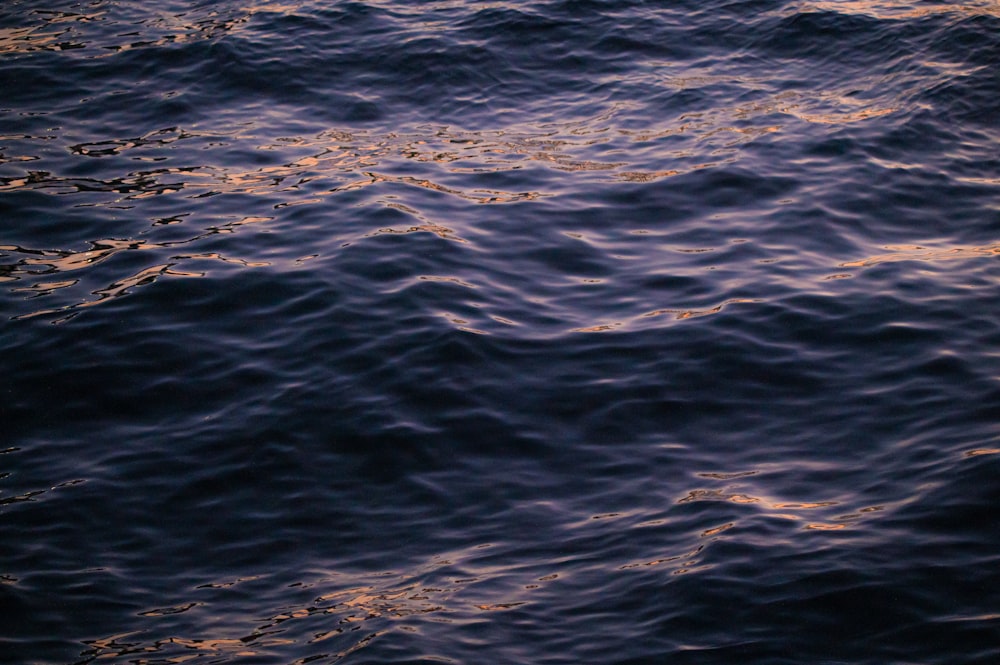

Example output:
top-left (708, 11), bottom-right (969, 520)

top-left (1, 1), bottom-right (999, 663)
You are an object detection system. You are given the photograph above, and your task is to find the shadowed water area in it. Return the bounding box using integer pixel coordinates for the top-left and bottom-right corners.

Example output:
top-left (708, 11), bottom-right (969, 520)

top-left (1, 1), bottom-right (999, 663)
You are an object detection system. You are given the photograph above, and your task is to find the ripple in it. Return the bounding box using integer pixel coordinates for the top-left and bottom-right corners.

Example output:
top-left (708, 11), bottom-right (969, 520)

top-left (841, 242), bottom-right (1000, 267)
top-left (0, 216), bottom-right (272, 321)
top-left (3, 2), bottom-right (999, 664)
top-left (0, 2), bottom-right (263, 57)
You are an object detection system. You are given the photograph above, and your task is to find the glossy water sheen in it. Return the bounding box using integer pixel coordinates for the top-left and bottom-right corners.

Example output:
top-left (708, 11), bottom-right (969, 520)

top-left (2, 1), bottom-right (999, 663)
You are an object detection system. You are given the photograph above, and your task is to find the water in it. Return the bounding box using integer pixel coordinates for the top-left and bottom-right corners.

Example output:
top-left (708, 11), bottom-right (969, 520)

top-left (1, 1), bottom-right (999, 663)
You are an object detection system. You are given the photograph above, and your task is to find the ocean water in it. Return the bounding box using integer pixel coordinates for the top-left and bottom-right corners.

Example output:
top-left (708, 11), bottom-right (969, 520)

top-left (1, 0), bottom-right (999, 663)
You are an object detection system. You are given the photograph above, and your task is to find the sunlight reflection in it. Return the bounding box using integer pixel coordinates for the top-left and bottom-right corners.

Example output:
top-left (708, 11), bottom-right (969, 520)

top-left (841, 243), bottom-right (1000, 268)
top-left (801, 0), bottom-right (1000, 19)
top-left (0, 214), bottom-right (272, 321)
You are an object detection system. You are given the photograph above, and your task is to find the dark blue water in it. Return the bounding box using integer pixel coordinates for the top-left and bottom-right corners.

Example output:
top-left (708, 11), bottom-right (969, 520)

top-left (2, 1), bottom-right (999, 663)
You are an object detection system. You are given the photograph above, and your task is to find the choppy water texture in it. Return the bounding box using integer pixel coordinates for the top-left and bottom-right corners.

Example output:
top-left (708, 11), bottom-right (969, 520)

top-left (2, 1), bottom-right (999, 663)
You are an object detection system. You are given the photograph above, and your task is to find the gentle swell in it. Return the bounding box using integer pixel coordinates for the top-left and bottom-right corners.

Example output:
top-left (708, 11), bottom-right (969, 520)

top-left (1, 1), bottom-right (998, 664)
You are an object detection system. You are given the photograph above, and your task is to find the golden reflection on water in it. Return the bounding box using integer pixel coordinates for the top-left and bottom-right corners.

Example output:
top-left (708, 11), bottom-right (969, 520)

top-left (842, 243), bottom-right (1000, 268)
top-left (787, 106), bottom-right (895, 124)
top-left (74, 465), bottom-right (897, 661)
top-left (641, 298), bottom-right (761, 321)
top-left (571, 322), bottom-right (624, 333)
top-left (83, 633), bottom-right (263, 663)
top-left (0, 80), bottom-right (982, 327)
top-left (680, 489), bottom-right (762, 504)
top-left (366, 221), bottom-right (467, 243)
top-left (0, 80), bottom-right (901, 232)
top-left (732, 90), bottom-right (894, 126)
top-left (801, 0), bottom-right (1000, 19)
top-left (964, 448), bottom-right (1000, 457)
top-left (617, 169), bottom-right (682, 182)
top-left (619, 543), bottom-right (707, 573)
top-left (81, 544), bottom-right (549, 663)
top-left (1, 215), bottom-right (271, 321)
top-left (568, 298), bottom-right (761, 333)
top-left (14, 264), bottom-right (203, 322)
top-left (0, 2), bottom-right (314, 56)
top-left (1, 216), bottom-right (271, 280)
top-left (346, 171), bottom-right (541, 204)
top-left (674, 477), bottom-right (886, 531)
